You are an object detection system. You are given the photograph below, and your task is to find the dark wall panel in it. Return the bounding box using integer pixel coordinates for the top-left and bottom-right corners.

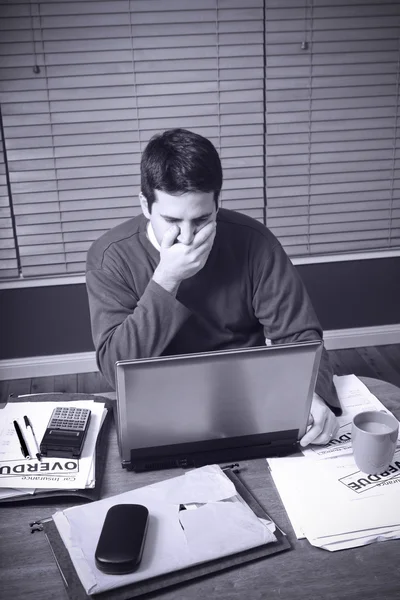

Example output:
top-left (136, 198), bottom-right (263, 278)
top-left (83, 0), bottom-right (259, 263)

top-left (1, 284), bottom-right (93, 360)
top-left (298, 257), bottom-right (400, 330)
top-left (1, 257), bottom-right (399, 360)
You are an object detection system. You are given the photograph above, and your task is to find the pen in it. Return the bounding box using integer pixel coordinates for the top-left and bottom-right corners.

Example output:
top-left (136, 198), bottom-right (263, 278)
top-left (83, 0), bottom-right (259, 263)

top-left (23, 415), bottom-right (42, 462)
top-left (13, 420), bottom-right (30, 459)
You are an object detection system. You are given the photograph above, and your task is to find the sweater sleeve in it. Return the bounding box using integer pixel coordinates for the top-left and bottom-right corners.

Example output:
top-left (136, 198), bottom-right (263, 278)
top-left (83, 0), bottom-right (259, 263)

top-left (252, 241), bottom-right (342, 416)
top-left (86, 267), bottom-right (191, 389)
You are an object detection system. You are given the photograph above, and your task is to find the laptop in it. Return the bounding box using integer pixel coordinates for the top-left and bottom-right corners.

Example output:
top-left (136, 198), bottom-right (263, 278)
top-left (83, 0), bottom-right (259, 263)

top-left (115, 340), bottom-right (322, 472)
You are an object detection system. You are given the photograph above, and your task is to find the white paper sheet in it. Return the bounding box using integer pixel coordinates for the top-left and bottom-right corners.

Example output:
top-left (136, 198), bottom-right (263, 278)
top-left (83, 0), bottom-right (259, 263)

top-left (53, 465), bottom-right (276, 595)
top-left (0, 487), bottom-right (36, 499)
top-left (310, 525), bottom-right (400, 551)
top-left (267, 458), bottom-right (306, 539)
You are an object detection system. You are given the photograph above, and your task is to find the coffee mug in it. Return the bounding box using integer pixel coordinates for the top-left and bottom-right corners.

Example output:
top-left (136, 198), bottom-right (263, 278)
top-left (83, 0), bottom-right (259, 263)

top-left (352, 410), bottom-right (399, 475)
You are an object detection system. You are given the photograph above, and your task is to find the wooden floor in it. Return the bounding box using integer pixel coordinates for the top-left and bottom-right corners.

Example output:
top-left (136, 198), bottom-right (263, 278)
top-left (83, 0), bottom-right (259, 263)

top-left (1, 345), bottom-right (400, 404)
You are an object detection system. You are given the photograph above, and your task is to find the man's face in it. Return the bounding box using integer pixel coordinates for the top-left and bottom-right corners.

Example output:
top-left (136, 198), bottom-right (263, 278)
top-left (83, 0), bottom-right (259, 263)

top-left (140, 189), bottom-right (217, 246)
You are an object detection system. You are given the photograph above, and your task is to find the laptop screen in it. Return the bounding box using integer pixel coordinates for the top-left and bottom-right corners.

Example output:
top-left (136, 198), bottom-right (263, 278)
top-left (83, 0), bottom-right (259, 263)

top-left (115, 341), bottom-right (322, 470)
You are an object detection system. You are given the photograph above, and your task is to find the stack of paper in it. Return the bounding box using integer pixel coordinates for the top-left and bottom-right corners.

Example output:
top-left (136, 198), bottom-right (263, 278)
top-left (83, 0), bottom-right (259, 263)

top-left (0, 399), bottom-right (107, 500)
top-left (267, 375), bottom-right (400, 551)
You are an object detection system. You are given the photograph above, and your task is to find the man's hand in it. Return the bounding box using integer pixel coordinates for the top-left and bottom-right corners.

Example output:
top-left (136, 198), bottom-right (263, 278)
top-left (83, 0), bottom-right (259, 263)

top-left (153, 221), bottom-right (216, 294)
top-left (300, 393), bottom-right (339, 447)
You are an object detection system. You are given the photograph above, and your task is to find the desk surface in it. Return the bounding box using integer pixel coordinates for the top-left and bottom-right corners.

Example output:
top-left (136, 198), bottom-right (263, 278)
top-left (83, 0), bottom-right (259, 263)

top-left (1, 377), bottom-right (400, 600)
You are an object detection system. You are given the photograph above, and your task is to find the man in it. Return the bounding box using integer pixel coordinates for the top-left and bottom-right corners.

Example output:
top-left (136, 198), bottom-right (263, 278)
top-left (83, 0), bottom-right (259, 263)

top-left (86, 128), bottom-right (341, 447)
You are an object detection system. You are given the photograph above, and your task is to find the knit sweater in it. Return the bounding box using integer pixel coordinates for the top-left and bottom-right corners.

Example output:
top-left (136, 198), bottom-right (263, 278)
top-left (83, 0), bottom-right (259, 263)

top-left (86, 208), bottom-right (341, 414)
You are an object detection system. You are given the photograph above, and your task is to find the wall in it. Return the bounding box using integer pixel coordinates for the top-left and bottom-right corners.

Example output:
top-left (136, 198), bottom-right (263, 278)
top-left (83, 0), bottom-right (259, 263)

top-left (2, 256), bottom-right (399, 360)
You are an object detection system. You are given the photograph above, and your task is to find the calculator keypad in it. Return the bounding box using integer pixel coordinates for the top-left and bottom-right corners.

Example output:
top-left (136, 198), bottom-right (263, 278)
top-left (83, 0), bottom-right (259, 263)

top-left (49, 407), bottom-right (90, 431)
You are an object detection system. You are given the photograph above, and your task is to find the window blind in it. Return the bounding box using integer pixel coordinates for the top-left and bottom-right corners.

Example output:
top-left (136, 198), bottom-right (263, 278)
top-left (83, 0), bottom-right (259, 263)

top-left (0, 0), bottom-right (264, 278)
top-left (2, 0), bottom-right (399, 281)
top-left (0, 120), bottom-right (19, 278)
top-left (265, 0), bottom-right (400, 256)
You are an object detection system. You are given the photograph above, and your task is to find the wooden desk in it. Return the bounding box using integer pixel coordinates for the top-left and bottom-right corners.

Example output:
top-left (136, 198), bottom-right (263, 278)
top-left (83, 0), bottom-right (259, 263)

top-left (1, 377), bottom-right (400, 600)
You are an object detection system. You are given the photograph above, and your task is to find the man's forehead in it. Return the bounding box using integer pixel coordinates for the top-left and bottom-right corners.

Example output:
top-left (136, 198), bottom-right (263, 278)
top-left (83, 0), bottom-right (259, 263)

top-left (153, 189), bottom-right (215, 216)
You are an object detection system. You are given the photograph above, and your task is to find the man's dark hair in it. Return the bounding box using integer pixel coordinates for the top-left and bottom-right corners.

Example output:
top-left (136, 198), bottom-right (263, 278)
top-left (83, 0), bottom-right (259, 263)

top-left (140, 128), bottom-right (223, 211)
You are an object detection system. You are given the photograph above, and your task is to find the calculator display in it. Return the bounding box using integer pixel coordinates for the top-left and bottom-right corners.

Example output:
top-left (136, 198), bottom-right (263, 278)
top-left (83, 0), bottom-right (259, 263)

top-left (40, 407), bottom-right (91, 458)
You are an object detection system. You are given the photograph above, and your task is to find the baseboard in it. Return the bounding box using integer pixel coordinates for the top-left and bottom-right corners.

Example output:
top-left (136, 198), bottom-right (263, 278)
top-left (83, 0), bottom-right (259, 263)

top-left (323, 324), bottom-right (400, 350)
top-left (1, 325), bottom-right (399, 381)
top-left (0, 352), bottom-right (98, 381)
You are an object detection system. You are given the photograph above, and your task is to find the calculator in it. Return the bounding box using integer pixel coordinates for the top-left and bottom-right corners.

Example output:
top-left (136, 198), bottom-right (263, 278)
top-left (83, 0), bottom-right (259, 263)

top-left (40, 407), bottom-right (91, 459)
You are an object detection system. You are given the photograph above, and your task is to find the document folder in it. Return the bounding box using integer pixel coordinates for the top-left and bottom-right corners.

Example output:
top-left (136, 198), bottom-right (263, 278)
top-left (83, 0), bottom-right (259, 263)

top-left (42, 468), bottom-right (290, 599)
